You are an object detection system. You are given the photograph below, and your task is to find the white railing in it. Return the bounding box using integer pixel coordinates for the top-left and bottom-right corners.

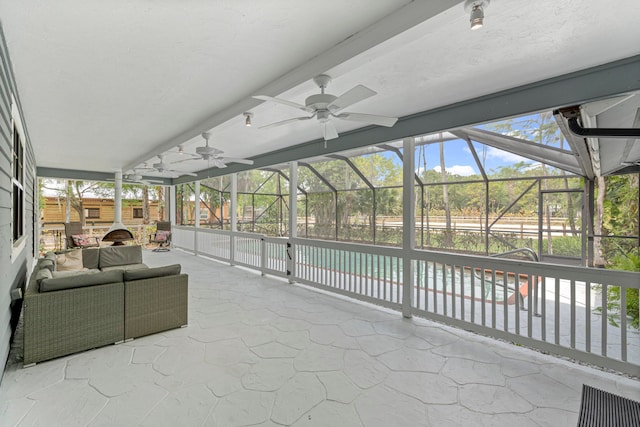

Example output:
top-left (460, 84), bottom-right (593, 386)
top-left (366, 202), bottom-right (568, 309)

top-left (292, 237), bottom-right (403, 310)
top-left (172, 226), bottom-right (640, 376)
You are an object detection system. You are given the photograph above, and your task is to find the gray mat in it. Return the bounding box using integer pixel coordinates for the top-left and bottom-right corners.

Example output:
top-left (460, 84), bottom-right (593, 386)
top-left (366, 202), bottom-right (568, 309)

top-left (577, 384), bottom-right (640, 426)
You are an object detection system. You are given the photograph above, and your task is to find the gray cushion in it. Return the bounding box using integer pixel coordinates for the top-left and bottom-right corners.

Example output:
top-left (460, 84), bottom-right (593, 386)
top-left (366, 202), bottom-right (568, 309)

top-left (35, 268), bottom-right (53, 284)
top-left (40, 270), bottom-right (124, 292)
top-left (44, 252), bottom-right (57, 270)
top-left (101, 263), bottom-right (148, 272)
top-left (82, 247), bottom-right (100, 269)
top-left (124, 264), bottom-right (181, 281)
top-left (39, 259), bottom-right (55, 272)
top-left (52, 269), bottom-right (100, 278)
top-left (99, 245), bottom-right (143, 268)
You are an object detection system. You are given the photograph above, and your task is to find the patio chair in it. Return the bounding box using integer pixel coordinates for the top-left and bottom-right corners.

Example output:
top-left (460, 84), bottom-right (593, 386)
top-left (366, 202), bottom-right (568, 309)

top-left (64, 222), bottom-right (100, 249)
top-left (149, 221), bottom-right (172, 252)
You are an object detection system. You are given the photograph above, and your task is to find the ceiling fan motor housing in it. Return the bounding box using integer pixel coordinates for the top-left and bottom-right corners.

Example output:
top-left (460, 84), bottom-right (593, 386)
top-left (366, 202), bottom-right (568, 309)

top-left (305, 93), bottom-right (337, 110)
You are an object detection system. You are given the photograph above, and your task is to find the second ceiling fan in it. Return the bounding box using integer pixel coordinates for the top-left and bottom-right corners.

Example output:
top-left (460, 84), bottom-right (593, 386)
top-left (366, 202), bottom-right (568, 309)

top-left (174, 132), bottom-right (254, 168)
top-left (254, 74), bottom-right (398, 142)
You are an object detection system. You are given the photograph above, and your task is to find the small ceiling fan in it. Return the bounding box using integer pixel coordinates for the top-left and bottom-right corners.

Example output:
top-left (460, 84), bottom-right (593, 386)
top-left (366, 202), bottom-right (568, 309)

top-left (123, 171), bottom-right (165, 186)
top-left (254, 74), bottom-right (398, 142)
top-left (107, 170), bottom-right (164, 186)
top-left (138, 155), bottom-right (198, 177)
top-left (174, 132), bottom-right (254, 168)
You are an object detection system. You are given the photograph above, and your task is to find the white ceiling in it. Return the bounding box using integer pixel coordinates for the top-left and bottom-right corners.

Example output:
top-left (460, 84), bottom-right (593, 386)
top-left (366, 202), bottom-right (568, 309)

top-left (2, 0), bottom-right (640, 178)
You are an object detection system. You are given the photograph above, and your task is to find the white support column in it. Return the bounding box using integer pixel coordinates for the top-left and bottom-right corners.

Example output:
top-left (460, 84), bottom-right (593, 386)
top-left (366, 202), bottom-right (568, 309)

top-left (288, 161), bottom-right (298, 283)
top-left (402, 137), bottom-right (415, 318)
top-left (169, 186), bottom-right (176, 224)
top-left (194, 181), bottom-right (200, 255)
top-left (65, 180), bottom-right (71, 222)
top-left (231, 173), bottom-right (237, 232)
top-left (230, 174), bottom-right (237, 266)
top-left (107, 171), bottom-right (126, 232)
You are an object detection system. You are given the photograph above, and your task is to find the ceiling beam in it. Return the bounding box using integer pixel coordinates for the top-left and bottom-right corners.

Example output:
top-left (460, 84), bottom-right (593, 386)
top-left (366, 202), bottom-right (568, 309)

top-left (37, 167), bottom-right (173, 185)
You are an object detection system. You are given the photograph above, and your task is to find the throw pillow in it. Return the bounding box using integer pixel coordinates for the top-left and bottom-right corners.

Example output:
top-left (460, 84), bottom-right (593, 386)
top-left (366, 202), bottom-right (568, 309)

top-left (56, 249), bottom-right (84, 271)
top-left (72, 234), bottom-right (91, 247)
top-left (155, 230), bottom-right (171, 242)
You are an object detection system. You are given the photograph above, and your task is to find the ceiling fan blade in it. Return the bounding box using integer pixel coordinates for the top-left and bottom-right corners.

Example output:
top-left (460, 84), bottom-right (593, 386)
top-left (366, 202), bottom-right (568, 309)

top-left (260, 115), bottom-right (315, 129)
top-left (334, 112), bottom-right (398, 127)
top-left (323, 121), bottom-right (339, 140)
top-left (171, 157), bottom-right (199, 164)
top-left (253, 95), bottom-right (314, 113)
top-left (221, 157), bottom-right (254, 165)
top-left (327, 85), bottom-right (376, 113)
top-left (211, 159), bottom-right (227, 168)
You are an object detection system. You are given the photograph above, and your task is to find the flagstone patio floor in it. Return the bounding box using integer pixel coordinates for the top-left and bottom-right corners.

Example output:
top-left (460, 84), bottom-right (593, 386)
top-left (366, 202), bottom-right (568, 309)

top-left (1, 249), bottom-right (638, 426)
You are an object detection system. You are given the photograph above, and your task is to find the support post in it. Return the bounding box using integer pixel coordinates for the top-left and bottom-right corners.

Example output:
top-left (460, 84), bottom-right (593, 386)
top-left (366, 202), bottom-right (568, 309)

top-left (288, 161), bottom-right (298, 283)
top-left (230, 174), bottom-right (237, 266)
top-left (585, 179), bottom-right (595, 267)
top-left (231, 173), bottom-right (237, 232)
top-left (402, 138), bottom-right (415, 318)
top-left (169, 186), bottom-right (176, 225)
top-left (194, 181), bottom-right (200, 255)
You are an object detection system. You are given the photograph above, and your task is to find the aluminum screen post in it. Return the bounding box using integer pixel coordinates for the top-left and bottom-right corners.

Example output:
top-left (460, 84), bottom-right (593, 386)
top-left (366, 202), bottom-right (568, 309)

top-left (402, 137), bottom-right (415, 318)
top-left (288, 161), bottom-right (298, 283)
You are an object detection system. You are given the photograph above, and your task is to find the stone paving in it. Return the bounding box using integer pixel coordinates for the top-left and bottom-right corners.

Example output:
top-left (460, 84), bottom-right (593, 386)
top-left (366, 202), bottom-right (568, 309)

top-left (1, 249), bottom-right (638, 426)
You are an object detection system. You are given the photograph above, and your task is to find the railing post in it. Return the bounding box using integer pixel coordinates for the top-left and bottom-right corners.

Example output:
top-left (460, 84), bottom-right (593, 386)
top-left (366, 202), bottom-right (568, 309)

top-left (260, 237), bottom-right (266, 276)
top-left (402, 138), bottom-right (415, 318)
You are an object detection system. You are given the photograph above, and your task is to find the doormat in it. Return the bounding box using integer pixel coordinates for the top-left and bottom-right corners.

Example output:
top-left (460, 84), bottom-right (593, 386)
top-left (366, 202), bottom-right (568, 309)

top-left (577, 384), bottom-right (640, 426)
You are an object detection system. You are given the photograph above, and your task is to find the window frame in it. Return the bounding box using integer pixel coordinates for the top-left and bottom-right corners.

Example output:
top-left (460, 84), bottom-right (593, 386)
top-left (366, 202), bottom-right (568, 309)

top-left (85, 208), bottom-right (100, 219)
top-left (10, 99), bottom-right (27, 261)
top-left (133, 207), bottom-right (143, 219)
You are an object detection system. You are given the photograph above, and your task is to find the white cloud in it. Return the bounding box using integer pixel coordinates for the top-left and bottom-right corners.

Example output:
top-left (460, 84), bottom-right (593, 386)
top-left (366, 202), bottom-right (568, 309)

top-left (485, 147), bottom-right (530, 163)
top-left (432, 165), bottom-right (476, 176)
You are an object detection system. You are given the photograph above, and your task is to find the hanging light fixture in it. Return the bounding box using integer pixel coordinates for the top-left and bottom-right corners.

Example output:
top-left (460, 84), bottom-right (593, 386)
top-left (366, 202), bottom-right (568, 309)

top-left (243, 112), bottom-right (253, 127)
top-left (178, 145), bottom-right (184, 155)
top-left (464, 0), bottom-right (489, 30)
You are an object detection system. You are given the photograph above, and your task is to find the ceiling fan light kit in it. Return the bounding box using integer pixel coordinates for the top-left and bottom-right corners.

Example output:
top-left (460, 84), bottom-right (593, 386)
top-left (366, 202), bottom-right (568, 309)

top-left (253, 74), bottom-right (398, 142)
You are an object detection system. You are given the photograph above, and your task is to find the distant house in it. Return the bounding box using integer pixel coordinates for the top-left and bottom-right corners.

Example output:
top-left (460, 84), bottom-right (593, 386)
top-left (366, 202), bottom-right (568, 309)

top-left (42, 197), bottom-right (161, 225)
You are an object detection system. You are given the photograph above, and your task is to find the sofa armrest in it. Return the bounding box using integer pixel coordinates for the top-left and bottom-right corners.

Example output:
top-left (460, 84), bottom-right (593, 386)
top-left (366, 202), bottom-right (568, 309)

top-left (124, 274), bottom-right (188, 340)
top-left (23, 281), bottom-right (125, 365)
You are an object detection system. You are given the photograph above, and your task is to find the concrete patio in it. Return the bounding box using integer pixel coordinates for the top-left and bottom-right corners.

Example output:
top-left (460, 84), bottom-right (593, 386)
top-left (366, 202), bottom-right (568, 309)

top-left (1, 249), bottom-right (638, 426)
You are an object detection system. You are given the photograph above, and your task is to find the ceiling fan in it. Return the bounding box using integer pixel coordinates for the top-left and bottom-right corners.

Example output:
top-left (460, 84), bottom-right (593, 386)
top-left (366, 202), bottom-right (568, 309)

top-left (174, 132), bottom-right (254, 168)
top-left (107, 170), bottom-right (164, 186)
top-left (138, 155), bottom-right (198, 177)
top-left (123, 171), bottom-right (164, 186)
top-left (253, 74), bottom-right (398, 143)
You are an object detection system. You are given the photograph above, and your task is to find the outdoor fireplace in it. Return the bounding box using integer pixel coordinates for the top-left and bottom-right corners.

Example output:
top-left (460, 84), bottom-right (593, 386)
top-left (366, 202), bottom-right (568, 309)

top-left (102, 227), bottom-right (134, 246)
top-left (102, 171), bottom-right (135, 245)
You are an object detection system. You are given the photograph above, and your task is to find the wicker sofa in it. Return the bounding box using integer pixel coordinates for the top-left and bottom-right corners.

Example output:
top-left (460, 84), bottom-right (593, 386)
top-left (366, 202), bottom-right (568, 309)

top-left (23, 245), bottom-right (188, 365)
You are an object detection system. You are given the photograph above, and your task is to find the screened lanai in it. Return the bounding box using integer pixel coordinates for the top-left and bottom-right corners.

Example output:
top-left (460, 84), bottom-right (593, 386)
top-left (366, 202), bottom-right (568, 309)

top-left (172, 109), bottom-right (638, 267)
top-left (2, 2), bottom-right (640, 424)
top-left (165, 104), bottom-right (639, 377)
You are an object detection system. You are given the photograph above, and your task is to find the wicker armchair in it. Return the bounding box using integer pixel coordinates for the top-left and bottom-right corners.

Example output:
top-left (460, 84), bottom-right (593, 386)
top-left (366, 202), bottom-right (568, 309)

top-left (149, 221), bottom-right (172, 252)
top-left (64, 222), bottom-right (100, 249)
